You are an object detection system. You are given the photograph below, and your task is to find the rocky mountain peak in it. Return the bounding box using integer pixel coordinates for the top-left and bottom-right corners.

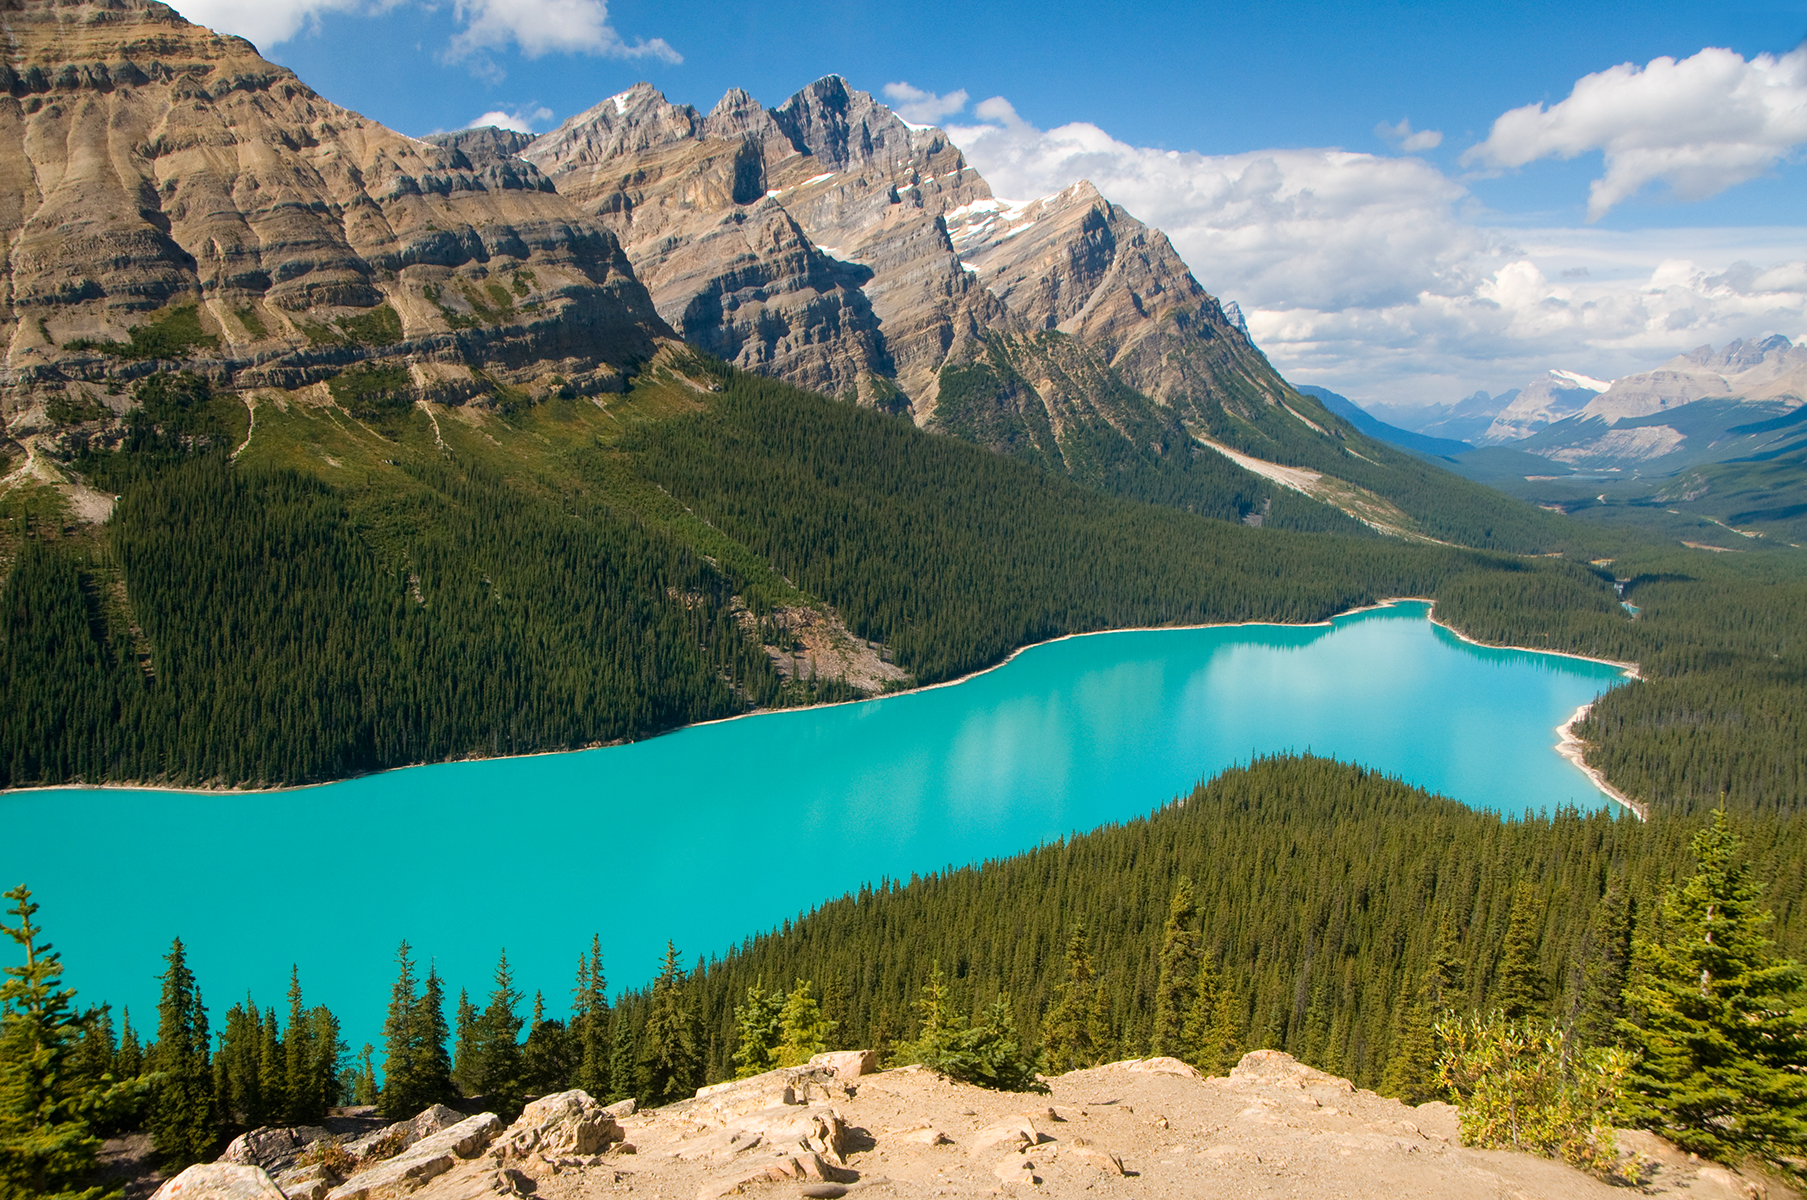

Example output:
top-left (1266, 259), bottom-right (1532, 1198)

top-left (771, 74), bottom-right (918, 171)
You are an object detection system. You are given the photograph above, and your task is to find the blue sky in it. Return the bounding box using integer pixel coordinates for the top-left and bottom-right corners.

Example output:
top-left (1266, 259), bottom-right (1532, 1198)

top-left (172, 0), bottom-right (1807, 405)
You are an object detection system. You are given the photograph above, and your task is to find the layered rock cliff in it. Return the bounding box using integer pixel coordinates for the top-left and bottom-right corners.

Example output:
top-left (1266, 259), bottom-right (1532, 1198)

top-left (0, 0), bottom-right (670, 422)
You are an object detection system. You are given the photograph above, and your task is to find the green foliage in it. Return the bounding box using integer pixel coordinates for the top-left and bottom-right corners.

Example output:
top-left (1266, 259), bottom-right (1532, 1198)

top-left (279, 969), bottom-right (341, 1125)
top-left (1435, 1012), bottom-right (1633, 1178)
top-left (470, 951), bottom-right (524, 1114)
top-left (570, 939), bottom-right (611, 1101)
top-left (328, 365), bottom-right (414, 425)
top-left (775, 981), bottom-right (833, 1068)
top-left (379, 943), bottom-right (455, 1119)
top-left (65, 306), bottom-right (219, 361)
top-left (1621, 811), bottom-right (1807, 1166)
top-left (44, 393), bottom-right (110, 426)
top-left (637, 943), bottom-right (698, 1106)
top-left (0, 886), bottom-right (112, 1200)
top-left (1495, 882), bottom-right (1549, 1021)
top-left (520, 994), bottom-right (573, 1100)
top-left (451, 990), bottom-right (479, 1098)
top-left (1151, 878), bottom-right (1202, 1057)
top-left (336, 305), bottom-right (404, 348)
top-left (890, 966), bottom-right (1043, 1092)
top-left (730, 982), bottom-right (782, 1079)
top-left (234, 307), bottom-right (269, 340)
top-left (1040, 924), bottom-right (1104, 1074)
top-left (150, 939), bottom-right (215, 1170)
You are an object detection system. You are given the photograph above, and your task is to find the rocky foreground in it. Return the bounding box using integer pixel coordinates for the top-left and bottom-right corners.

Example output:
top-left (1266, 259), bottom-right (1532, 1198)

top-left (152, 1051), bottom-right (1791, 1200)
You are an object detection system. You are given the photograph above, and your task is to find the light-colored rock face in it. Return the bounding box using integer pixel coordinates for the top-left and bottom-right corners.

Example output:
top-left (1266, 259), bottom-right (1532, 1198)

top-left (523, 75), bottom-right (1276, 431)
top-left (1579, 335), bottom-right (1807, 424)
top-left (371, 1052), bottom-right (1772, 1200)
top-left (0, 0), bottom-right (669, 417)
top-left (152, 1163), bottom-right (287, 1200)
top-left (1476, 370), bottom-right (1607, 444)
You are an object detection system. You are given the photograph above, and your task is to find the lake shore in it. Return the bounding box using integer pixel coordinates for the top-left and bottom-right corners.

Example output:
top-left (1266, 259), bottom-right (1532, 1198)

top-left (3, 597), bottom-right (1644, 804)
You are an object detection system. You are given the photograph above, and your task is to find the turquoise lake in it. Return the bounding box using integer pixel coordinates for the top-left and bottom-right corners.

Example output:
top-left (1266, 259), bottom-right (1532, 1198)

top-left (1, 600), bottom-right (1632, 1053)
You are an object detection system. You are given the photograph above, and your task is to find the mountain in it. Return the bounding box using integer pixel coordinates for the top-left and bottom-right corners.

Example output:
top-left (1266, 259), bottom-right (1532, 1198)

top-left (1475, 370), bottom-right (1611, 444)
top-left (1363, 389), bottom-right (1510, 443)
top-left (0, 0), bottom-right (669, 423)
top-left (1294, 385), bottom-right (1473, 456)
top-left (1578, 335), bottom-right (1807, 424)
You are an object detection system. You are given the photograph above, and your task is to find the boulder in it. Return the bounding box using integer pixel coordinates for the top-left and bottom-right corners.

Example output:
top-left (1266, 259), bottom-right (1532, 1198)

top-left (696, 1150), bottom-right (836, 1198)
top-left (806, 1050), bottom-right (879, 1080)
top-left (602, 1098), bottom-right (636, 1119)
top-left (217, 1127), bottom-right (334, 1173)
top-left (492, 1091), bottom-right (623, 1161)
top-left (271, 1162), bottom-right (338, 1200)
top-left (968, 1115), bottom-right (1045, 1155)
top-left (1230, 1049), bottom-right (1354, 1092)
top-left (725, 1104), bottom-right (851, 1164)
top-left (992, 1157), bottom-right (1038, 1186)
top-left (325, 1113), bottom-right (501, 1200)
top-left (887, 1125), bottom-right (950, 1146)
top-left (1115, 1056), bottom-right (1202, 1079)
top-left (153, 1164), bottom-right (288, 1200)
top-left (342, 1105), bottom-right (467, 1163)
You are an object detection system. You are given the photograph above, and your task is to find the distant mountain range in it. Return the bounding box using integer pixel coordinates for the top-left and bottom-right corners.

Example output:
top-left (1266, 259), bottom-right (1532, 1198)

top-left (1323, 336), bottom-right (1807, 539)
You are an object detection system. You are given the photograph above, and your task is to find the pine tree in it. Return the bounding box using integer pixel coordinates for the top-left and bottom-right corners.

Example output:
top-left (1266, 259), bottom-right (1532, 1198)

top-left (776, 981), bottom-right (833, 1067)
top-left (113, 1008), bottom-right (144, 1083)
top-left (605, 1011), bottom-right (636, 1106)
top-left (352, 1046), bottom-right (378, 1107)
top-left (1151, 878), bottom-right (1201, 1056)
top-left (452, 989), bottom-right (479, 1097)
top-left (637, 943), bottom-right (697, 1105)
top-left (1575, 879), bottom-right (1633, 1048)
top-left (1041, 923), bottom-right (1099, 1074)
top-left (1180, 955), bottom-right (1219, 1071)
top-left (305, 1006), bottom-right (343, 1116)
top-left (573, 939), bottom-right (610, 1099)
top-left (731, 982), bottom-right (782, 1079)
top-left (149, 937), bottom-right (215, 1169)
top-left (521, 992), bottom-right (572, 1098)
top-left (256, 1007), bottom-right (284, 1122)
top-left (0, 885), bottom-right (112, 1200)
top-left (410, 968), bottom-right (455, 1110)
top-left (1204, 971), bottom-right (1242, 1074)
top-left (1622, 811), bottom-right (1807, 1165)
top-left (216, 995), bottom-right (263, 1127)
top-left (1494, 882), bottom-right (1548, 1021)
top-left (378, 941), bottom-right (419, 1118)
top-left (282, 967), bottom-right (316, 1124)
top-left (472, 951), bottom-right (524, 1113)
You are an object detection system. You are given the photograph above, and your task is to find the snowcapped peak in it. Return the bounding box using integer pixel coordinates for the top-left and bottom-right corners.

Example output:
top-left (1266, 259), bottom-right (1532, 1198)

top-left (1548, 369), bottom-right (1612, 392)
top-left (1222, 301), bottom-right (1249, 335)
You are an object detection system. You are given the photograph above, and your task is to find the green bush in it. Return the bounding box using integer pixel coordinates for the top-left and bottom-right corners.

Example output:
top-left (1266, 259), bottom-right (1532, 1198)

top-left (328, 365), bottom-right (413, 423)
top-left (890, 965), bottom-right (1044, 1093)
top-left (1436, 1012), bottom-right (1636, 1179)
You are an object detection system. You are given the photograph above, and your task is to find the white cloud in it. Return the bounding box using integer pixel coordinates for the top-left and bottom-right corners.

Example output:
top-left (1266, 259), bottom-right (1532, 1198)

top-left (881, 82), bottom-right (969, 126)
top-left (467, 105), bottom-right (554, 134)
top-left (1464, 46), bottom-right (1807, 219)
top-left (948, 97), bottom-right (1807, 407)
top-left (447, 0), bottom-right (680, 62)
top-left (167, 0), bottom-right (403, 48)
top-left (1374, 118), bottom-right (1442, 152)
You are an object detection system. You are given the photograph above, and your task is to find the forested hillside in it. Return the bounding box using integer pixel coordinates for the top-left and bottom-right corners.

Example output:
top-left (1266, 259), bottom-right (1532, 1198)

top-left (650, 755), bottom-right (1805, 1091)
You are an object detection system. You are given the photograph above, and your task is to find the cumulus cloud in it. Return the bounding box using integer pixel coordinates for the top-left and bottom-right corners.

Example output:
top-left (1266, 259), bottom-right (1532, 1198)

top-left (881, 82), bottom-right (969, 126)
top-left (1374, 118), bottom-right (1442, 152)
top-left (169, 0), bottom-right (404, 48)
top-left (446, 0), bottom-right (680, 62)
top-left (467, 105), bottom-right (554, 134)
top-left (1464, 46), bottom-right (1807, 219)
top-left (948, 98), bottom-right (1807, 406)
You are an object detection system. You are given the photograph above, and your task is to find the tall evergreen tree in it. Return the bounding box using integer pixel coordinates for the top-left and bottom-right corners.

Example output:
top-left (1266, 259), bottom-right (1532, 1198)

top-left (410, 968), bottom-right (455, 1110)
top-left (282, 967), bottom-right (315, 1124)
top-left (776, 981), bottom-right (833, 1068)
top-left (1494, 882), bottom-right (1548, 1021)
top-left (1151, 878), bottom-right (1201, 1057)
top-left (1622, 811), bottom-right (1807, 1165)
top-left (572, 939), bottom-right (610, 1099)
top-left (352, 1046), bottom-right (378, 1107)
top-left (305, 1006), bottom-right (343, 1116)
top-left (521, 992), bottom-right (573, 1098)
top-left (149, 938), bottom-right (215, 1169)
top-left (113, 1009), bottom-right (144, 1083)
top-left (451, 989), bottom-right (479, 1097)
top-left (378, 941), bottom-right (419, 1118)
top-left (1575, 879), bottom-right (1634, 1048)
top-left (637, 943), bottom-right (698, 1105)
top-left (1180, 955), bottom-right (1220, 1071)
top-left (1042, 923), bottom-right (1101, 1074)
top-left (605, 1011), bottom-right (636, 1106)
top-left (0, 885), bottom-right (111, 1200)
top-left (731, 982), bottom-right (782, 1079)
top-left (255, 1007), bottom-right (283, 1122)
top-left (216, 995), bottom-right (264, 1128)
top-left (472, 951), bottom-right (524, 1113)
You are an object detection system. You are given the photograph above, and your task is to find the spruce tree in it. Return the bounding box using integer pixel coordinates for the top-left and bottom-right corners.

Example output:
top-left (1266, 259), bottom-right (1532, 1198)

top-left (636, 943), bottom-right (697, 1105)
top-left (410, 968), bottom-right (455, 1110)
top-left (0, 885), bottom-right (111, 1200)
top-left (256, 1007), bottom-right (284, 1121)
top-left (149, 938), bottom-right (215, 1169)
top-left (472, 951), bottom-right (524, 1113)
top-left (605, 1011), bottom-right (636, 1106)
top-left (113, 1009), bottom-right (144, 1082)
top-left (731, 982), bottom-right (782, 1079)
top-left (281, 967), bottom-right (316, 1124)
top-left (378, 941), bottom-right (419, 1118)
top-left (352, 1046), bottom-right (378, 1107)
top-left (1494, 882), bottom-right (1548, 1021)
top-left (521, 993), bottom-right (572, 1098)
top-left (1204, 971), bottom-right (1242, 1074)
top-left (1575, 879), bottom-right (1633, 1048)
top-left (216, 995), bottom-right (263, 1127)
top-left (1041, 923), bottom-right (1100, 1074)
top-left (452, 989), bottom-right (479, 1097)
top-left (1151, 878), bottom-right (1201, 1057)
top-left (776, 981), bottom-right (833, 1068)
top-left (305, 1007), bottom-right (343, 1115)
top-left (573, 939), bottom-right (610, 1099)
top-left (1180, 955), bottom-right (1219, 1071)
top-left (1622, 811), bottom-right (1807, 1165)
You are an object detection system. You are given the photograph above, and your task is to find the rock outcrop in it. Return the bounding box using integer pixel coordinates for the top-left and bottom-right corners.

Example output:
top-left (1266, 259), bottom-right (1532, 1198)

top-left (153, 1163), bottom-right (288, 1200)
top-left (0, 0), bottom-right (671, 424)
top-left (334, 1053), bottom-right (1788, 1200)
top-left (521, 75), bottom-right (1288, 443)
top-left (323, 1112), bottom-right (501, 1200)
top-left (1579, 335), bottom-right (1807, 424)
